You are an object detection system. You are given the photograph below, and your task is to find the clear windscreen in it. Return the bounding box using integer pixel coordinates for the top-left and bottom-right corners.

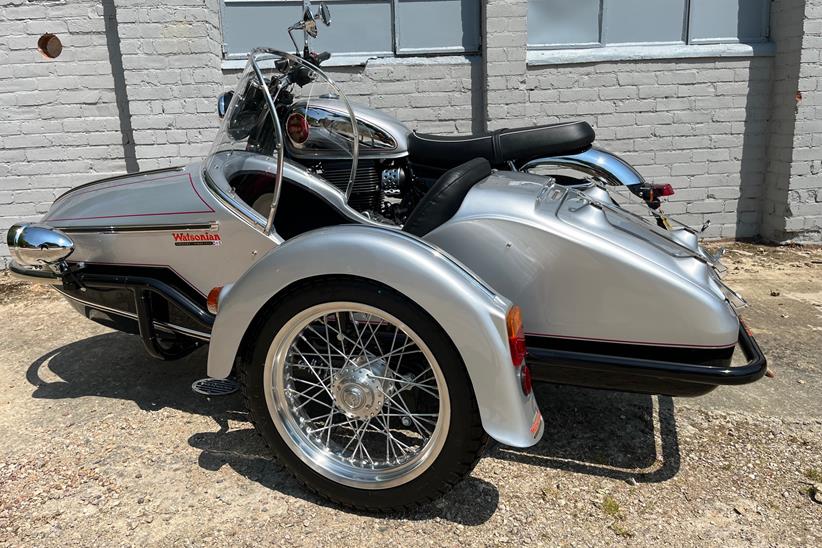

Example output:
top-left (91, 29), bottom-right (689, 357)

top-left (207, 50), bottom-right (358, 199)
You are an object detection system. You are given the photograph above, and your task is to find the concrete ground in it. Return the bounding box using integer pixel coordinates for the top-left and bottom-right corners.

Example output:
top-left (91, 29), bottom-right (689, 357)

top-left (0, 243), bottom-right (820, 547)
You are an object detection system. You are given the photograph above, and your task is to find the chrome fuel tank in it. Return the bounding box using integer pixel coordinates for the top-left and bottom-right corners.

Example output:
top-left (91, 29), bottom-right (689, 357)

top-left (423, 172), bottom-right (739, 349)
top-left (285, 98), bottom-right (410, 161)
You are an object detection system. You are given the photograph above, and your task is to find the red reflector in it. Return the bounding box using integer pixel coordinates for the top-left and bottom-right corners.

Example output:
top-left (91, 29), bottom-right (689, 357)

top-left (520, 364), bottom-right (533, 395)
top-left (652, 183), bottom-right (675, 197)
top-left (286, 112), bottom-right (310, 144)
top-left (207, 286), bottom-right (223, 315)
top-left (506, 305), bottom-right (527, 365)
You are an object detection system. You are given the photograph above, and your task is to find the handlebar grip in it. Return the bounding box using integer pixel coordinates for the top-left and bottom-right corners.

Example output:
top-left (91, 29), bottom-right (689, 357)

top-left (274, 58), bottom-right (289, 73)
top-left (316, 51), bottom-right (331, 63)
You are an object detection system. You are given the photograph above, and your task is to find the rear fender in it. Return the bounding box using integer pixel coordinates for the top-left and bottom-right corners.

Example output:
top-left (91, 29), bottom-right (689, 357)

top-left (207, 225), bottom-right (542, 448)
top-left (522, 147), bottom-right (644, 188)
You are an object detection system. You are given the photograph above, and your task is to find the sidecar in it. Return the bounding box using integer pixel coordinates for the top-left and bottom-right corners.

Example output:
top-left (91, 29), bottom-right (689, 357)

top-left (7, 50), bottom-right (765, 510)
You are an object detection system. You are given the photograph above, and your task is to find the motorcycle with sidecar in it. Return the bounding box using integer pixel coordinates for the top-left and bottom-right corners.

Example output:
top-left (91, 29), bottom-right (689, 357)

top-left (7, 21), bottom-right (766, 511)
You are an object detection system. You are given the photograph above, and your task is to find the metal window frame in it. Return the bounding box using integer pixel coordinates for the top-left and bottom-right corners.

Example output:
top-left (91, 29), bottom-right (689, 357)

top-left (527, 0), bottom-right (770, 51)
top-left (220, 0), bottom-right (480, 60)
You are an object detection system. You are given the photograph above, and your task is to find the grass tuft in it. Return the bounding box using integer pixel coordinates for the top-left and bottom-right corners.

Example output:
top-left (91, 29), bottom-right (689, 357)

top-left (803, 468), bottom-right (822, 482)
top-left (601, 495), bottom-right (621, 518)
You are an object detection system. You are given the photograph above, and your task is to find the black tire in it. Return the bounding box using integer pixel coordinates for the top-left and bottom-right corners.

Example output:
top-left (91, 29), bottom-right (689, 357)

top-left (239, 277), bottom-right (487, 512)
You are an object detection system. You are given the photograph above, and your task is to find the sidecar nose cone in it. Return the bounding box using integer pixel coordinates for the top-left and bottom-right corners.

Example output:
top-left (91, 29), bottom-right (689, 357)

top-left (8, 223), bottom-right (75, 266)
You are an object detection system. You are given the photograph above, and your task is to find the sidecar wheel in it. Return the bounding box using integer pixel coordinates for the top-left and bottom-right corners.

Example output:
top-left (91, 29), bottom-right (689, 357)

top-left (240, 278), bottom-right (487, 511)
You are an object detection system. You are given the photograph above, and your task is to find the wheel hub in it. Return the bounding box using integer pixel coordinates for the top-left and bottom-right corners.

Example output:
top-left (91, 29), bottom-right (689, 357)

top-left (331, 356), bottom-right (388, 419)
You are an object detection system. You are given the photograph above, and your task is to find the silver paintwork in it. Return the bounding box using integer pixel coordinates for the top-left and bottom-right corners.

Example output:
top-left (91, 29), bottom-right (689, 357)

top-left (6, 223), bottom-right (75, 266)
top-left (423, 171), bottom-right (739, 348)
top-left (265, 302), bottom-right (450, 488)
top-left (207, 225), bottom-right (543, 448)
top-left (521, 147), bottom-right (645, 187)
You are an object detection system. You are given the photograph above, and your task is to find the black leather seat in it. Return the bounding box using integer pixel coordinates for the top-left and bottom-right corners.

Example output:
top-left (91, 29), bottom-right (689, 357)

top-left (408, 121), bottom-right (595, 170)
top-left (403, 158), bottom-right (492, 237)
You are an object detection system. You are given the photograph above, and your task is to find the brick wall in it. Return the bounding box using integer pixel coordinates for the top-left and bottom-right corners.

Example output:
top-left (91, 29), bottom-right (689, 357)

top-left (485, 0), bottom-right (772, 240)
top-left (1, 0), bottom-right (124, 260)
top-left (524, 58), bottom-right (772, 239)
top-left (0, 0), bottom-right (224, 262)
top-left (786, 0), bottom-right (822, 241)
top-left (117, 0), bottom-right (223, 169)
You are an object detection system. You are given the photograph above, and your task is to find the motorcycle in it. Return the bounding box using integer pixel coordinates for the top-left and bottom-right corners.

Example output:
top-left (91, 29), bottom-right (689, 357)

top-left (6, 6), bottom-right (766, 511)
top-left (217, 2), bottom-right (678, 225)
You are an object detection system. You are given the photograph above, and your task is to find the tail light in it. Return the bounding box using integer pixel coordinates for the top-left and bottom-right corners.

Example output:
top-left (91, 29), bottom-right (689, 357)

top-left (650, 183), bottom-right (675, 198)
top-left (286, 112), bottom-right (310, 144)
top-left (506, 305), bottom-right (527, 366)
top-left (207, 286), bottom-right (223, 314)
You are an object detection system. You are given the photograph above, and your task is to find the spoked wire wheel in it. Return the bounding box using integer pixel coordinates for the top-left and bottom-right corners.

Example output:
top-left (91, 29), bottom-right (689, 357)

top-left (263, 302), bottom-right (450, 489)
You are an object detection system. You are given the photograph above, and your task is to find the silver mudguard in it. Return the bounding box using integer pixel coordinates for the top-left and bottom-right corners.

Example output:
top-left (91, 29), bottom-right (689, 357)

top-left (207, 225), bottom-right (543, 448)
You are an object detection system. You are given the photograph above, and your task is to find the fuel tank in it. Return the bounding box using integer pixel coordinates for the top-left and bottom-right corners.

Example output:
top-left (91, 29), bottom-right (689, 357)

top-left (284, 98), bottom-right (410, 161)
top-left (423, 171), bottom-right (740, 351)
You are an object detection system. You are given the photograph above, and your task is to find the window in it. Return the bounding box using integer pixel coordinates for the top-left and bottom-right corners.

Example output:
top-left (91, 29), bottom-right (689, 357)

top-left (221, 0), bottom-right (481, 61)
top-left (527, 0), bottom-right (770, 50)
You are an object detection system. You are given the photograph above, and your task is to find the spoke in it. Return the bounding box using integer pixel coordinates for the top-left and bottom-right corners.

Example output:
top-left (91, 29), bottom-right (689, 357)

top-left (384, 392), bottom-right (433, 438)
top-left (341, 419), bottom-right (370, 455)
top-left (291, 376), bottom-right (330, 391)
top-left (292, 343), bottom-right (336, 399)
top-left (323, 315), bottom-right (334, 370)
top-left (288, 387), bottom-right (333, 411)
top-left (364, 315), bottom-right (385, 357)
top-left (335, 311), bottom-right (346, 358)
top-left (306, 325), bottom-right (355, 366)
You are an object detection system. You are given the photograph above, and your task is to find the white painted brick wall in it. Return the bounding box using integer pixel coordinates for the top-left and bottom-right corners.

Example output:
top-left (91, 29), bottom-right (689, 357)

top-left (1, 0), bottom-right (124, 261)
top-left (0, 0), bottom-right (224, 264)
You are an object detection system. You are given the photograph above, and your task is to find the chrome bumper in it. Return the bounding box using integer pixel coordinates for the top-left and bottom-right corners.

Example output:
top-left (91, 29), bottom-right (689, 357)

top-left (8, 261), bottom-right (63, 285)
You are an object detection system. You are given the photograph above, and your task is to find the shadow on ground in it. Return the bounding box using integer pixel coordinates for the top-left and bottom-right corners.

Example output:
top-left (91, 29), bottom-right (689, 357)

top-left (25, 333), bottom-right (680, 522)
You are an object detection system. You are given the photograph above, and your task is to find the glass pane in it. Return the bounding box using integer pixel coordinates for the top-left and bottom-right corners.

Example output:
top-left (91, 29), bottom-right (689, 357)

top-left (527, 0), bottom-right (601, 48)
top-left (689, 0), bottom-right (769, 43)
top-left (222, 1), bottom-right (393, 56)
top-left (603, 0), bottom-right (687, 44)
top-left (396, 0), bottom-right (481, 53)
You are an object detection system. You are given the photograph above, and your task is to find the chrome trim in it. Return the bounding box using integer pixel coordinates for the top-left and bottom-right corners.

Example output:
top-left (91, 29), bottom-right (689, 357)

top-left (56, 289), bottom-right (212, 341)
top-left (522, 147), bottom-right (645, 187)
top-left (57, 222), bottom-right (219, 235)
top-left (7, 223), bottom-right (75, 266)
top-left (202, 168), bottom-right (269, 234)
top-left (8, 261), bottom-right (62, 285)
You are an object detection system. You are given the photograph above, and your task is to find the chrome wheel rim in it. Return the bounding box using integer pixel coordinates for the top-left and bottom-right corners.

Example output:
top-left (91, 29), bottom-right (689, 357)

top-left (263, 302), bottom-right (450, 489)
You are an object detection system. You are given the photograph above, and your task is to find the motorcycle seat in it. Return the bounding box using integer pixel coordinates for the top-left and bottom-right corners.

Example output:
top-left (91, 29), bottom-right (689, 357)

top-left (403, 158), bottom-right (492, 237)
top-left (408, 121), bottom-right (595, 170)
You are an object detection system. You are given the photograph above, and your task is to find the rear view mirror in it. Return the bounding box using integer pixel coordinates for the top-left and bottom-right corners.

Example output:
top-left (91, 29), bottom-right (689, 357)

top-left (319, 2), bottom-right (331, 26)
top-left (217, 91), bottom-right (234, 119)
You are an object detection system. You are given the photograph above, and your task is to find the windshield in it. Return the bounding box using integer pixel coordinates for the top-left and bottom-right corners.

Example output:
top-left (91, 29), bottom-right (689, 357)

top-left (206, 49), bottom-right (359, 230)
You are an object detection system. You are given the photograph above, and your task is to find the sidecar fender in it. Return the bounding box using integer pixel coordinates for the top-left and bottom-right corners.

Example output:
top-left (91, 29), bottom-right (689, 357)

top-left (207, 225), bottom-right (543, 448)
